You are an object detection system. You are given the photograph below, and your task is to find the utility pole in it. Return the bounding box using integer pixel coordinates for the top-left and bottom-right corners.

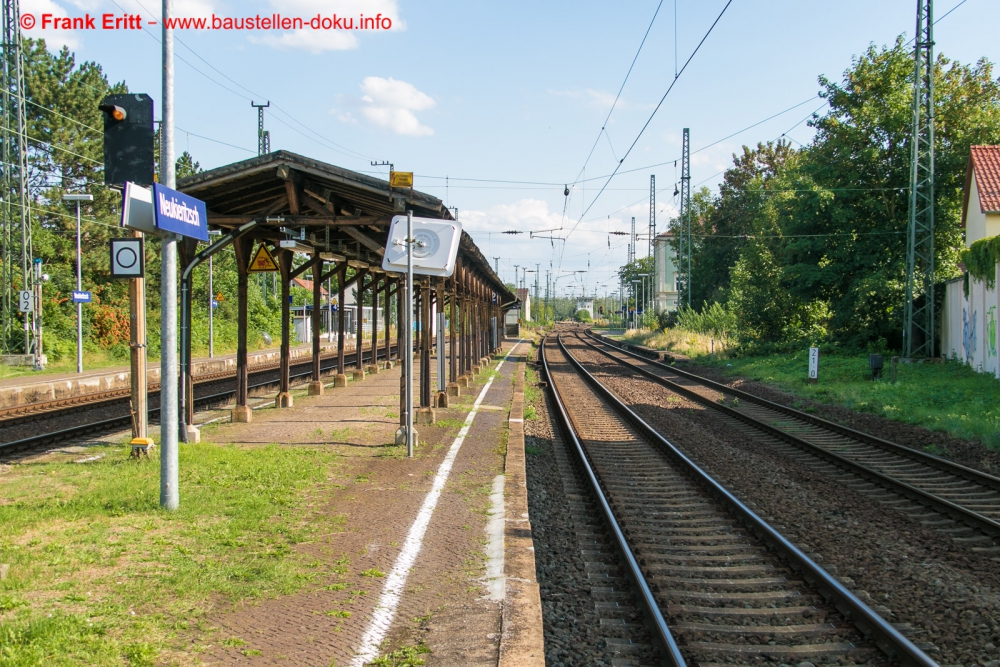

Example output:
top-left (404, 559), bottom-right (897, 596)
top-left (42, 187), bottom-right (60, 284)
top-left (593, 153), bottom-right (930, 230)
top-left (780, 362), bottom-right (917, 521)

top-left (649, 175), bottom-right (656, 258)
top-left (648, 175), bottom-right (657, 314)
top-left (493, 257), bottom-right (500, 275)
top-left (904, 0), bottom-right (935, 358)
top-left (534, 263), bottom-right (540, 321)
top-left (629, 217), bottom-right (636, 264)
top-left (680, 127), bottom-right (691, 308)
top-left (251, 101), bottom-right (270, 155)
top-left (63, 193), bottom-right (93, 373)
top-left (1, 0), bottom-right (33, 354)
top-left (161, 0), bottom-right (179, 511)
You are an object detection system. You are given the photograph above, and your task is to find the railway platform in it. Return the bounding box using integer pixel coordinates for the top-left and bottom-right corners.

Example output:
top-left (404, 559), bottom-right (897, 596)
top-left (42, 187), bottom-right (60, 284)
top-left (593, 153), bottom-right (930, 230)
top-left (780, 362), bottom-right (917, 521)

top-left (0, 338), bottom-right (370, 408)
top-left (185, 337), bottom-right (542, 666)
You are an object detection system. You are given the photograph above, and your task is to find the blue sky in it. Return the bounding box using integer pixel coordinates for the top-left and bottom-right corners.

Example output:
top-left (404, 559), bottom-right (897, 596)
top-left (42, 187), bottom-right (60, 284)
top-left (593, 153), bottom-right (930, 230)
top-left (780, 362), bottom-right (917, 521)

top-left (24, 0), bottom-right (1000, 297)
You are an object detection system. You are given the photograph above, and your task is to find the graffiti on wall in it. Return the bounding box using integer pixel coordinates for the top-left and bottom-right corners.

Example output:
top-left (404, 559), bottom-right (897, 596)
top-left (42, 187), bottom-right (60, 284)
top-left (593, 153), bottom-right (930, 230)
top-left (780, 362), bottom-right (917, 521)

top-left (963, 308), bottom-right (978, 363)
top-left (988, 306), bottom-right (998, 358)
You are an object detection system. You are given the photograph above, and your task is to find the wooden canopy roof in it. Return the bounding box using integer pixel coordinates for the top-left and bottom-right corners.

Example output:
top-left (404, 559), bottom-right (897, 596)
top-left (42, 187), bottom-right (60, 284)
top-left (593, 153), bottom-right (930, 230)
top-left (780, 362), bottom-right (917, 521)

top-left (177, 150), bottom-right (515, 303)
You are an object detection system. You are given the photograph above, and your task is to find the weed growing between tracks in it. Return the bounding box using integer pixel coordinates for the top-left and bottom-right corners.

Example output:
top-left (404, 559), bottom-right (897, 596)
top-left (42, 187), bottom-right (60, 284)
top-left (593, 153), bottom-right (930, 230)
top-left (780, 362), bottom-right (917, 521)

top-left (0, 442), bottom-right (340, 665)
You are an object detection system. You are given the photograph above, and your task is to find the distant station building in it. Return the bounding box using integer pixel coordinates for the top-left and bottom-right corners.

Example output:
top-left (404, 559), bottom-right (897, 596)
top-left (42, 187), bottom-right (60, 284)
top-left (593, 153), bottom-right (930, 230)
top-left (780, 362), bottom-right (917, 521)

top-left (575, 298), bottom-right (594, 319)
top-left (942, 145), bottom-right (1000, 378)
top-left (653, 231), bottom-right (680, 313)
top-left (516, 288), bottom-right (531, 321)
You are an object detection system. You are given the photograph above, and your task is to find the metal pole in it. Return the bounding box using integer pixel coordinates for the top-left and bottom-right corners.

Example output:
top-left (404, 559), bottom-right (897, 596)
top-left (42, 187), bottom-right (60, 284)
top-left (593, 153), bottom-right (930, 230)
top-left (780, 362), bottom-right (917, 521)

top-left (160, 0), bottom-right (179, 511)
top-left (75, 201), bottom-right (82, 373)
top-left (406, 210), bottom-right (415, 457)
top-left (208, 253), bottom-right (214, 358)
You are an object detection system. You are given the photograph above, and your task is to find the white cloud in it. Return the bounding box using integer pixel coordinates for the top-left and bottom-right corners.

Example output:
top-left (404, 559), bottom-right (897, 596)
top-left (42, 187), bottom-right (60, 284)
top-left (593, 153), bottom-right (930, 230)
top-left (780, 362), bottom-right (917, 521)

top-left (251, 30), bottom-right (359, 54)
top-left (335, 76), bottom-right (435, 137)
top-left (21, 0), bottom-right (81, 49)
top-left (253, 0), bottom-right (403, 53)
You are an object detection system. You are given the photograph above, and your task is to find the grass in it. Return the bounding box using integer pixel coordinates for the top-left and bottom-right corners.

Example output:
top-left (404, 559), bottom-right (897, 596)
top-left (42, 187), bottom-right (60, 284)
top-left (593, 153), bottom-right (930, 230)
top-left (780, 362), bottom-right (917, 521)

top-left (619, 327), bottom-right (726, 358)
top-left (0, 441), bottom-right (340, 665)
top-left (368, 642), bottom-right (431, 667)
top-left (700, 350), bottom-right (1000, 449)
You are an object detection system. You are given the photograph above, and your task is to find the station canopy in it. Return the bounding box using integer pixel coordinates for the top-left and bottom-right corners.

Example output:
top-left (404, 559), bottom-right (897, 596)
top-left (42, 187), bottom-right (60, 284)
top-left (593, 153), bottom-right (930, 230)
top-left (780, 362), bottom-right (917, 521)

top-left (177, 150), bottom-right (514, 302)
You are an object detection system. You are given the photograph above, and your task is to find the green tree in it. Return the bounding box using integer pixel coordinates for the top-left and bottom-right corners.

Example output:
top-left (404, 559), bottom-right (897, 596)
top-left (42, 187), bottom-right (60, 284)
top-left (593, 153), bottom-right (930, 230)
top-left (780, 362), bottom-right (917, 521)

top-left (783, 39), bottom-right (1000, 348)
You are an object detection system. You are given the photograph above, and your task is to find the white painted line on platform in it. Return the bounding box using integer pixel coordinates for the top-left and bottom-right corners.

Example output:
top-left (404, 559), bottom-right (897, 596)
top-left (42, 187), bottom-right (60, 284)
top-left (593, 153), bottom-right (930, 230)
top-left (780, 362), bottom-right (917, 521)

top-left (483, 473), bottom-right (506, 601)
top-left (350, 339), bottom-right (524, 666)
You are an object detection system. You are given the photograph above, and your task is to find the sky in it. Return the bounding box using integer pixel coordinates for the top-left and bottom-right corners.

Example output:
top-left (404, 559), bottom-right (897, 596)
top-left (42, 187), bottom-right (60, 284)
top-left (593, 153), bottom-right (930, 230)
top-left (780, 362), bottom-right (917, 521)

top-left (21, 0), bottom-right (1000, 299)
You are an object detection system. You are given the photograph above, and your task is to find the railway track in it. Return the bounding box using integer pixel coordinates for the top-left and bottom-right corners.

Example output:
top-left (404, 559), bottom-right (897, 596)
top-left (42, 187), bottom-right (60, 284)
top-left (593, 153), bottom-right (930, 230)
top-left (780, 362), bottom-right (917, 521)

top-left (0, 343), bottom-right (396, 455)
top-left (542, 330), bottom-right (936, 666)
top-left (579, 329), bottom-right (1000, 553)
top-left (0, 341), bottom-right (396, 428)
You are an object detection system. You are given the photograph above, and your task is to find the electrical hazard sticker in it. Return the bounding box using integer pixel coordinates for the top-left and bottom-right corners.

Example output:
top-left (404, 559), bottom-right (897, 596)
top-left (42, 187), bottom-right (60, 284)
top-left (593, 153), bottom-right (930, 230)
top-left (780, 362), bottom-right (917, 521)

top-left (248, 243), bottom-right (279, 273)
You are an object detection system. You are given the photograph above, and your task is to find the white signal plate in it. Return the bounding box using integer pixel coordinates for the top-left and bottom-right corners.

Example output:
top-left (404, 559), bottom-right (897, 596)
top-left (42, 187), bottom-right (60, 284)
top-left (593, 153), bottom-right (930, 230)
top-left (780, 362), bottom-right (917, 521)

top-left (382, 215), bottom-right (462, 277)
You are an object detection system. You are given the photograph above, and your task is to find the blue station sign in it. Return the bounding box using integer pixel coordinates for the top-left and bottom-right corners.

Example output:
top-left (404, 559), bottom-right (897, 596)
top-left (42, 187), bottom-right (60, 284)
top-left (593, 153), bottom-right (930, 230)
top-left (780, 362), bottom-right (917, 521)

top-left (152, 183), bottom-right (208, 241)
top-left (71, 290), bottom-right (92, 303)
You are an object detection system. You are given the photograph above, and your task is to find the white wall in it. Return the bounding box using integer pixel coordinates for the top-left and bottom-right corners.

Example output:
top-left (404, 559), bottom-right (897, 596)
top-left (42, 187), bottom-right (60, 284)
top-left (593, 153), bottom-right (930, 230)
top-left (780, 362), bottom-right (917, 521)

top-left (965, 174), bottom-right (1000, 247)
top-left (942, 266), bottom-right (1000, 379)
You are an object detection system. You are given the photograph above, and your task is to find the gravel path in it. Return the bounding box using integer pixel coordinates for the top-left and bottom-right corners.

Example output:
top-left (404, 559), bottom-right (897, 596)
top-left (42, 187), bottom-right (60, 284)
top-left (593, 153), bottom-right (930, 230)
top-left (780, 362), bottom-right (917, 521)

top-left (568, 338), bottom-right (1000, 666)
top-left (524, 351), bottom-right (657, 666)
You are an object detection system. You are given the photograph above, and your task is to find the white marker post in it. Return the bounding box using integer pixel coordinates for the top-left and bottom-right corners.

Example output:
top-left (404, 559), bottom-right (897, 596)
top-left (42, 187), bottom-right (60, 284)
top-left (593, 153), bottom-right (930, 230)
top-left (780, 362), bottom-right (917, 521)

top-left (808, 347), bottom-right (819, 384)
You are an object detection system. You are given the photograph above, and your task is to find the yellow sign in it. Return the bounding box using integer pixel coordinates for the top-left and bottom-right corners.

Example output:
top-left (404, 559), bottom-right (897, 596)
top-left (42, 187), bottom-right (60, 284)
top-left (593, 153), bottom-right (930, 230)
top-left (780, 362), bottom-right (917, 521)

top-left (390, 171), bottom-right (413, 189)
top-left (216, 292), bottom-right (225, 302)
top-left (247, 243), bottom-right (279, 273)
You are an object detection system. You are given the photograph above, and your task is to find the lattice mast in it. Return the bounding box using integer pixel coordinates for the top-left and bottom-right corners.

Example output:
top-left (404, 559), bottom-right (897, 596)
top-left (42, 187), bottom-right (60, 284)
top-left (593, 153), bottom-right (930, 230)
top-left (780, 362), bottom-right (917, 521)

top-left (648, 174), bottom-right (655, 258)
top-left (252, 101), bottom-right (270, 155)
top-left (1, 0), bottom-right (32, 353)
top-left (680, 127), bottom-right (691, 308)
top-left (904, 0), bottom-right (935, 358)
top-left (629, 216), bottom-right (636, 264)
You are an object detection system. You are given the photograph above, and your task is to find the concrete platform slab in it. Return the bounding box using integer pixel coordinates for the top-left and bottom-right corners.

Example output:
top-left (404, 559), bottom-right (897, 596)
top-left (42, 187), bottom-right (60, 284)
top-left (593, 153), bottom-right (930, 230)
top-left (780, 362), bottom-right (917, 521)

top-left (192, 339), bottom-right (535, 667)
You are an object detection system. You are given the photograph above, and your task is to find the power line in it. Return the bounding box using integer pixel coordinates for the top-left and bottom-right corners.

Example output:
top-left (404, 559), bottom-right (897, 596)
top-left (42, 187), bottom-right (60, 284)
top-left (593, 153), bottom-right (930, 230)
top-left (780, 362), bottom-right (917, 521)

top-left (571, 0), bottom-right (666, 187)
top-left (567, 0), bottom-right (735, 241)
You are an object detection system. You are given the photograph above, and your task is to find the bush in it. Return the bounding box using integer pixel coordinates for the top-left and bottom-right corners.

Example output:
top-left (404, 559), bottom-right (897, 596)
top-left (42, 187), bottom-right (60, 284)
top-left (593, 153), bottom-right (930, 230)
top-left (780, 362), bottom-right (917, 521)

top-left (574, 309), bottom-right (592, 323)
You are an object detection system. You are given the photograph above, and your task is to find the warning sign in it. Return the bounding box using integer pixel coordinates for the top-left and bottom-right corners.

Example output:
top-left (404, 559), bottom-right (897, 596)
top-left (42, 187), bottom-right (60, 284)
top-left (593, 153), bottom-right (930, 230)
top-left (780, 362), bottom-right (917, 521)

top-left (248, 243), bottom-right (279, 273)
top-left (390, 171), bottom-right (413, 189)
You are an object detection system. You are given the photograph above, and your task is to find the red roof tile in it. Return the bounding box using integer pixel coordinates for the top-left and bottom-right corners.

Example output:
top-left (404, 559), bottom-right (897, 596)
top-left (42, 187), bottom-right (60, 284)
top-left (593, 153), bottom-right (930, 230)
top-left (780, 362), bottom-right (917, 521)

top-left (292, 278), bottom-right (328, 295)
top-left (964, 146), bottom-right (1000, 225)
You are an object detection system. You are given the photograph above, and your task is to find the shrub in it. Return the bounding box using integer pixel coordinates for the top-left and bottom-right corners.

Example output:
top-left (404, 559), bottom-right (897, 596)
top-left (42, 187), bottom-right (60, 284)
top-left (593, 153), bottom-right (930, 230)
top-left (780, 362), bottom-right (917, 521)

top-left (574, 309), bottom-right (592, 323)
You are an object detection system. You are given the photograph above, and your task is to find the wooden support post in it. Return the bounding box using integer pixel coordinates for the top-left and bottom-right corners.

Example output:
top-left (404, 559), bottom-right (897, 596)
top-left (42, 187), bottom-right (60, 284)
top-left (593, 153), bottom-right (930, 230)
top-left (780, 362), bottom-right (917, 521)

top-left (232, 236), bottom-right (252, 423)
top-left (416, 277), bottom-right (435, 423)
top-left (421, 279), bottom-right (432, 407)
top-left (398, 275), bottom-right (407, 427)
top-left (383, 280), bottom-right (393, 368)
top-left (368, 277), bottom-right (380, 374)
top-left (353, 269), bottom-right (369, 381)
top-left (276, 249), bottom-right (293, 408)
top-left (308, 252), bottom-right (324, 396)
top-left (448, 275), bottom-right (459, 396)
top-left (335, 265), bottom-right (347, 388)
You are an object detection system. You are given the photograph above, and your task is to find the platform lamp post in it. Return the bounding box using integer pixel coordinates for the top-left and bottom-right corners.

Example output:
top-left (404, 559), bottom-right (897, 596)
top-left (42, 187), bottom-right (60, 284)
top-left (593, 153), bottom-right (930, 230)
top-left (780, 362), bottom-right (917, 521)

top-left (63, 193), bottom-right (93, 373)
top-left (207, 229), bottom-right (222, 357)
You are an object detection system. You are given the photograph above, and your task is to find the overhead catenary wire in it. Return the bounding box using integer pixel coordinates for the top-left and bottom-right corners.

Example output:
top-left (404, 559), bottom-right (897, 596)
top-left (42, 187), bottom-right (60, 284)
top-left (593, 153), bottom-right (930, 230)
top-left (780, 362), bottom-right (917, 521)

top-left (566, 0), bottom-right (735, 243)
top-left (570, 0), bottom-right (666, 188)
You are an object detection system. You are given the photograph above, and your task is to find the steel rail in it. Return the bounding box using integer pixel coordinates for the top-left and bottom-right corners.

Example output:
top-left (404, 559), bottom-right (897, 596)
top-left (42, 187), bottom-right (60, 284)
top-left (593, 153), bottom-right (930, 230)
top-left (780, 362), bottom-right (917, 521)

top-left (0, 345), bottom-right (393, 455)
top-left (555, 331), bottom-right (938, 667)
top-left (541, 333), bottom-right (685, 667)
top-left (588, 329), bottom-right (1000, 492)
top-left (0, 342), bottom-right (400, 427)
top-left (577, 331), bottom-right (1000, 538)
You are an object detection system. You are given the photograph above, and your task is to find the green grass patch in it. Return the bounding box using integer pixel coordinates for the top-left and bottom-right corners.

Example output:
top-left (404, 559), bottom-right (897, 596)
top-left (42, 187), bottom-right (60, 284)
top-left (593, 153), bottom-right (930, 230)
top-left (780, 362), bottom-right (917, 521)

top-left (368, 642), bottom-right (431, 667)
top-left (0, 441), bottom-right (340, 665)
top-left (360, 568), bottom-right (385, 578)
top-left (701, 351), bottom-right (1000, 448)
